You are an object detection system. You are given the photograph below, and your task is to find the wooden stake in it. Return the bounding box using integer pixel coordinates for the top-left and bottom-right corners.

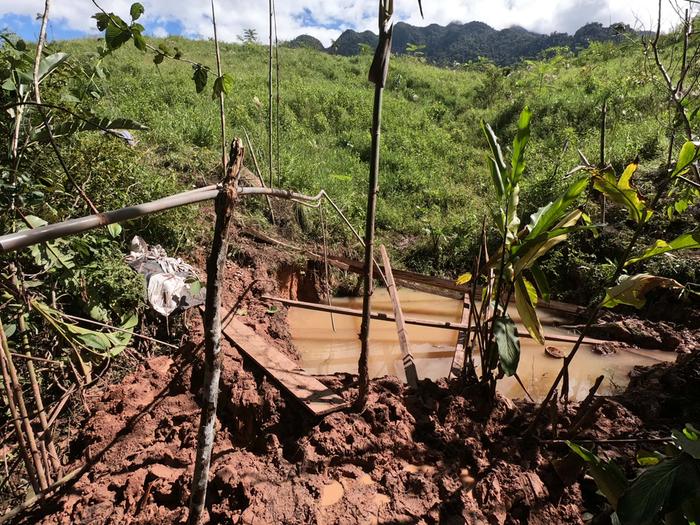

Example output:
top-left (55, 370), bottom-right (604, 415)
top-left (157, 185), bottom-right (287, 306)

top-left (0, 318), bottom-right (47, 490)
top-left (188, 140), bottom-right (243, 525)
top-left (13, 268), bottom-right (62, 479)
top-left (448, 294), bottom-right (470, 380)
top-left (379, 245), bottom-right (418, 388)
top-left (0, 325), bottom-right (39, 493)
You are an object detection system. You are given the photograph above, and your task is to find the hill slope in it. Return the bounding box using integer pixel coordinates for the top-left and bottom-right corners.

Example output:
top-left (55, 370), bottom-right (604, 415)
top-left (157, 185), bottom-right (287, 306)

top-left (33, 36), bottom-right (697, 297)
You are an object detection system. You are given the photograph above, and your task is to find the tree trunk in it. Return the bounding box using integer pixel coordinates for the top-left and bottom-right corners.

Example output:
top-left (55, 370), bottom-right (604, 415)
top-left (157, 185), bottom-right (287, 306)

top-left (188, 139), bottom-right (243, 525)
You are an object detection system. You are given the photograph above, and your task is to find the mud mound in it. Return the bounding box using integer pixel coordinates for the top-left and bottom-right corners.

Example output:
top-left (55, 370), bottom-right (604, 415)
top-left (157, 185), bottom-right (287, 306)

top-left (27, 347), bottom-right (590, 525)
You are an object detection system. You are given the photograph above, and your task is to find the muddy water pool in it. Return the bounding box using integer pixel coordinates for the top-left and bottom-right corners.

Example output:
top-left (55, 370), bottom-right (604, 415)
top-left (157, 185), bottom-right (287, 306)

top-left (288, 289), bottom-right (676, 401)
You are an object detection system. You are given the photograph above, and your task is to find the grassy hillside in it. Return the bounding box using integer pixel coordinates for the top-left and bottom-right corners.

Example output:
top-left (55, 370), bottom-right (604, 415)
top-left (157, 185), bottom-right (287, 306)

top-left (6, 34), bottom-right (698, 301)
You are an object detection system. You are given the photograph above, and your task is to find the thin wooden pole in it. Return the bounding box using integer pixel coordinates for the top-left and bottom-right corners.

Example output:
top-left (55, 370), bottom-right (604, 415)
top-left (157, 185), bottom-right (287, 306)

top-left (12, 268), bottom-right (62, 479)
top-left (243, 128), bottom-right (275, 224)
top-left (356, 5), bottom-right (393, 409)
top-left (188, 141), bottom-right (243, 524)
top-left (0, 326), bottom-right (39, 493)
top-left (0, 318), bottom-right (47, 490)
top-left (268, 0), bottom-right (274, 188)
top-left (211, 0), bottom-right (227, 174)
top-left (379, 245), bottom-right (418, 388)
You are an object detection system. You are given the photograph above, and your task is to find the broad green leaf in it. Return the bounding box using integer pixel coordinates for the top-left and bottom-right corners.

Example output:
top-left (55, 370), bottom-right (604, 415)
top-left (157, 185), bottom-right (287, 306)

top-left (514, 275), bottom-right (544, 344)
top-left (153, 53), bottom-right (165, 65)
top-left (455, 272), bottom-right (472, 285)
top-left (671, 141), bottom-right (698, 178)
top-left (510, 106), bottom-right (532, 184)
top-left (493, 315), bottom-right (519, 376)
top-left (592, 166), bottom-right (652, 224)
top-left (130, 2), bottom-right (144, 20)
top-left (618, 159), bottom-right (639, 189)
top-left (132, 29), bottom-right (146, 51)
top-left (92, 12), bottom-right (110, 31)
top-left (567, 441), bottom-right (628, 508)
top-left (23, 215), bottom-right (48, 228)
top-left (673, 429), bottom-right (700, 459)
top-left (482, 121), bottom-right (507, 194)
top-left (681, 495), bottom-right (700, 524)
top-left (487, 156), bottom-right (504, 198)
top-left (187, 278), bottom-right (203, 296)
top-left (4, 324), bottom-right (16, 339)
top-left (212, 73), bottom-right (234, 99)
top-left (37, 52), bottom-right (68, 82)
top-left (637, 449), bottom-right (664, 466)
top-left (192, 65), bottom-right (208, 93)
top-left (105, 22), bottom-right (131, 50)
top-left (626, 230), bottom-right (700, 266)
top-left (526, 176), bottom-right (588, 240)
top-left (617, 454), bottom-right (700, 525)
top-left (602, 274), bottom-right (683, 309)
top-left (107, 223), bottom-right (122, 238)
top-left (512, 210), bottom-right (583, 275)
top-left (530, 265), bottom-right (550, 302)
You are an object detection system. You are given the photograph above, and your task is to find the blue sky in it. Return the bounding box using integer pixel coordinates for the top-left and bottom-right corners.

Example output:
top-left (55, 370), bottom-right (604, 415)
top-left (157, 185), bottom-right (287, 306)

top-left (0, 1), bottom-right (687, 46)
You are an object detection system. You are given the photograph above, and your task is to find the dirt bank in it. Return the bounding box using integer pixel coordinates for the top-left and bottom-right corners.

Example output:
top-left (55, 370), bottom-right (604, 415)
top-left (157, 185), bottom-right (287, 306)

top-left (15, 251), bottom-right (700, 525)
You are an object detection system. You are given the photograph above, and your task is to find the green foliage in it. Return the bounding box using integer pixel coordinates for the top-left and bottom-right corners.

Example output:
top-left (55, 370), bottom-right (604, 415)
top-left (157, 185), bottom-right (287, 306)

top-left (37, 30), bottom-right (698, 297)
top-left (601, 274), bottom-right (683, 309)
top-left (567, 441), bottom-right (627, 508)
top-left (569, 426), bottom-right (700, 525)
top-left (492, 316), bottom-right (520, 376)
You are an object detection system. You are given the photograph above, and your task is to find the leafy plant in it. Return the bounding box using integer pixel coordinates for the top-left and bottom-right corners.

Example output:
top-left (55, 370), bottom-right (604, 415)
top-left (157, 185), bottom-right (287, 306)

top-left (568, 425), bottom-right (700, 524)
top-left (457, 108), bottom-right (590, 390)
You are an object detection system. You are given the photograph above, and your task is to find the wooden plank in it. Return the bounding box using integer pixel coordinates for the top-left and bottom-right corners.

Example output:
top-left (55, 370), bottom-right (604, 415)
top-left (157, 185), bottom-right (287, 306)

top-left (448, 294), bottom-right (470, 380)
top-left (380, 245), bottom-right (418, 388)
top-left (262, 295), bottom-right (609, 346)
top-left (262, 295), bottom-right (473, 332)
top-left (221, 318), bottom-right (348, 416)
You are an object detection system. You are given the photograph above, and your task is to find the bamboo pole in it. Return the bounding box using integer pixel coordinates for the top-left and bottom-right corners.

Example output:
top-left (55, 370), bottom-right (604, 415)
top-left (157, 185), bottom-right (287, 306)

top-left (243, 128), bottom-right (275, 223)
top-left (379, 245), bottom-right (418, 388)
top-left (0, 318), bottom-right (47, 490)
top-left (0, 327), bottom-right (39, 493)
top-left (12, 268), bottom-right (62, 479)
top-left (188, 140), bottom-right (243, 525)
top-left (268, 0), bottom-right (274, 188)
top-left (356, 3), bottom-right (394, 410)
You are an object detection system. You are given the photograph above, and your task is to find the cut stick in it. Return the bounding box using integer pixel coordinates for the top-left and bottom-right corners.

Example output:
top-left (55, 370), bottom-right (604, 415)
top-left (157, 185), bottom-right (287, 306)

top-left (380, 245), bottom-right (418, 388)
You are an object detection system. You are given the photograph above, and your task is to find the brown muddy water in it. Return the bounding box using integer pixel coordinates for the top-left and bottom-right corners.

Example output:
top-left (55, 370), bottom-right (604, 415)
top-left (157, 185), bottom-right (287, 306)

top-left (288, 288), bottom-right (676, 401)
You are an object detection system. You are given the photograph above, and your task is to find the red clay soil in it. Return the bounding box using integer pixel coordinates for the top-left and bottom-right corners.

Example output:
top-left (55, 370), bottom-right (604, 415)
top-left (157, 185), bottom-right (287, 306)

top-left (16, 253), bottom-right (698, 525)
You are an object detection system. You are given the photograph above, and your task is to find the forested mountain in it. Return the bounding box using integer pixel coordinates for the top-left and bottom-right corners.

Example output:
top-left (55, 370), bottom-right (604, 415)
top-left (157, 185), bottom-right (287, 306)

top-left (291, 21), bottom-right (634, 65)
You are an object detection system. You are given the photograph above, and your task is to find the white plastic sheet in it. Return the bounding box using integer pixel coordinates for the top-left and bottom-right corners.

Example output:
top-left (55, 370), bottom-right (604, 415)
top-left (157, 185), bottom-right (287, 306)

top-left (126, 236), bottom-right (205, 316)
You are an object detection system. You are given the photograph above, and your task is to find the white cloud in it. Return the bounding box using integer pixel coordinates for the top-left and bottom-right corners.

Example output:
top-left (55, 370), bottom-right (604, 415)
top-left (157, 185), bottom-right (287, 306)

top-left (151, 25), bottom-right (168, 38)
top-left (1, 0), bottom-right (693, 46)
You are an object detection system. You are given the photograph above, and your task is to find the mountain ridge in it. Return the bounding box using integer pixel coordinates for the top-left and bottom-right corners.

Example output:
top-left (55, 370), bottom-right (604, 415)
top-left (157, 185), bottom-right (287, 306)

top-left (288, 21), bottom-right (635, 65)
